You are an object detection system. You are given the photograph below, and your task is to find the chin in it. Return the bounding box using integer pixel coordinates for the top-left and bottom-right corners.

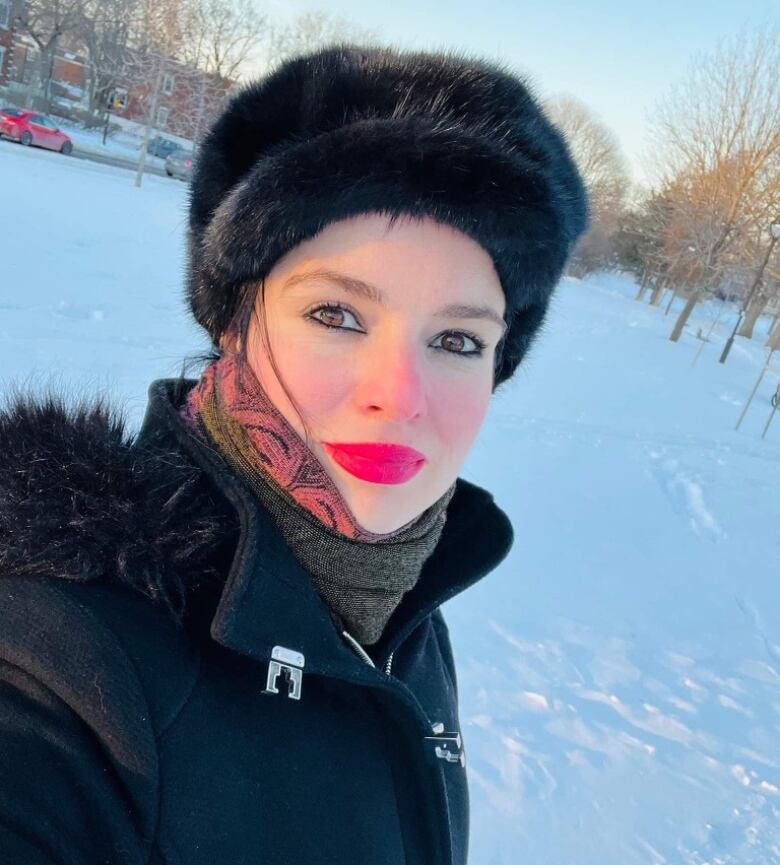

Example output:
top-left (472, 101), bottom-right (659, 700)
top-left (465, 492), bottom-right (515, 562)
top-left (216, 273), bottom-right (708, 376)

top-left (348, 483), bottom-right (432, 533)
top-left (347, 487), bottom-right (400, 517)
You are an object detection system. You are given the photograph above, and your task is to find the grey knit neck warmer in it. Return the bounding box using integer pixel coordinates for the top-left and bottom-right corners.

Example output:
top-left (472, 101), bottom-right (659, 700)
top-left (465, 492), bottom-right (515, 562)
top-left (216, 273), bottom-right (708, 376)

top-left (188, 399), bottom-right (456, 646)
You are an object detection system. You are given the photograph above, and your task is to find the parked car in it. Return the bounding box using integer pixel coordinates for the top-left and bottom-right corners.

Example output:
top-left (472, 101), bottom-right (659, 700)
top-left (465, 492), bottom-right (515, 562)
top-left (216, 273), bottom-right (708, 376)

top-left (165, 150), bottom-right (194, 182)
top-left (147, 136), bottom-right (182, 159)
top-left (0, 108), bottom-right (73, 154)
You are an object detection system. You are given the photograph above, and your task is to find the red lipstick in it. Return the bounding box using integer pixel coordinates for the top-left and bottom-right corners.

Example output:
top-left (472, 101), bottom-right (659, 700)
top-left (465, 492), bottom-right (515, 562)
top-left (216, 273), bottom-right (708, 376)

top-left (322, 442), bottom-right (426, 485)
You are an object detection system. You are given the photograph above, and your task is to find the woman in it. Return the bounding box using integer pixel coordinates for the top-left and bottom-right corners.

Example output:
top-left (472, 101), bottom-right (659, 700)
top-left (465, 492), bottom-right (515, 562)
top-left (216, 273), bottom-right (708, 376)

top-left (0, 44), bottom-right (586, 864)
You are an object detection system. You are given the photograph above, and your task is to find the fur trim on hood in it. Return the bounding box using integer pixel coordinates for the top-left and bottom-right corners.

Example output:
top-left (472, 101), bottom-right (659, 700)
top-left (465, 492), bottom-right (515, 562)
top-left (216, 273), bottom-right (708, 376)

top-left (0, 388), bottom-right (233, 620)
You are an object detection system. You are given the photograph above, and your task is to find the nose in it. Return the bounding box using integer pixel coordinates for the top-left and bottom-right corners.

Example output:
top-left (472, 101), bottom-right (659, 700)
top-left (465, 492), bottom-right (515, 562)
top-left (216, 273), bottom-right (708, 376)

top-left (354, 338), bottom-right (426, 423)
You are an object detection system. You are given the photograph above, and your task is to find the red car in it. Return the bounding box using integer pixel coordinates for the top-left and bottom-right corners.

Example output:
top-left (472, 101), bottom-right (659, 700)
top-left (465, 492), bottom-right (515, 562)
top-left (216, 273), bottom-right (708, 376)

top-left (0, 108), bottom-right (73, 154)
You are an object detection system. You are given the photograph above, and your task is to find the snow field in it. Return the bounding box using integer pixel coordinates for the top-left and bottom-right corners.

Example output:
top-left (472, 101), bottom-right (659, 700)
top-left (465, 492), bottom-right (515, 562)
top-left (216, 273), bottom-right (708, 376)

top-left (1, 140), bottom-right (779, 865)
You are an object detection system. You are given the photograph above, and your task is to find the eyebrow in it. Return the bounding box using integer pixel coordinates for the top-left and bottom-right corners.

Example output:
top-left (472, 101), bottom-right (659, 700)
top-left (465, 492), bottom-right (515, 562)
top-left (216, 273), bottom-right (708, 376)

top-left (282, 268), bottom-right (507, 334)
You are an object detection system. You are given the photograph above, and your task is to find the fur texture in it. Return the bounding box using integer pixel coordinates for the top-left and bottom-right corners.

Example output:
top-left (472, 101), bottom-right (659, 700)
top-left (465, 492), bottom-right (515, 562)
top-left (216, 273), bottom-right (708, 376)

top-left (187, 43), bottom-right (589, 388)
top-left (0, 388), bottom-right (233, 620)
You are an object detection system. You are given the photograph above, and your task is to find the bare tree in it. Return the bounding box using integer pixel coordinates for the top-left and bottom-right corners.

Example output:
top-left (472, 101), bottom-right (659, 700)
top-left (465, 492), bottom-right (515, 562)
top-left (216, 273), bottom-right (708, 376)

top-left (129, 0), bottom-right (184, 60)
top-left (260, 10), bottom-right (381, 70)
top-left (665, 163), bottom-right (737, 340)
top-left (735, 165), bottom-right (780, 338)
top-left (666, 152), bottom-right (779, 341)
top-left (79, 0), bottom-right (138, 116)
top-left (645, 25), bottom-right (780, 342)
top-left (16, 0), bottom-right (88, 109)
top-left (615, 190), bottom-right (677, 299)
top-left (175, 0), bottom-right (268, 80)
top-left (545, 94), bottom-right (630, 277)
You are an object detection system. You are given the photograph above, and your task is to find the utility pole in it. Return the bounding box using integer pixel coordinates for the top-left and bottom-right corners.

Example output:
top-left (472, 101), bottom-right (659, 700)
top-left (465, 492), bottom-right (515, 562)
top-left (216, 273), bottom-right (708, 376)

top-left (762, 383), bottom-right (780, 439)
top-left (193, 74), bottom-right (206, 145)
top-left (102, 85), bottom-right (127, 145)
top-left (102, 89), bottom-right (112, 145)
top-left (735, 312), bottom-right (780, 432)
top-left (135, 52), bottom-right (163, 189)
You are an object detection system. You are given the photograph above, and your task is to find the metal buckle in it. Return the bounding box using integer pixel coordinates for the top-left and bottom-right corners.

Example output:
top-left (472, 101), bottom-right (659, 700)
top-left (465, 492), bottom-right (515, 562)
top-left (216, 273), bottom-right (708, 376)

top-left (424, 724), bottom-right (465, 767)
top-left (262, 646), bottom-right (305, 700)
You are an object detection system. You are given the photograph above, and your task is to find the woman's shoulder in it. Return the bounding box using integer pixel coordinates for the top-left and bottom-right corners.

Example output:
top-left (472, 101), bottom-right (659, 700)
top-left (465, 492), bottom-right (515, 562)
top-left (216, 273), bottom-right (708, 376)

top-left (0, 573), bottom-right (201, 743)
top-left (0, 574), bottom-right (200, 862)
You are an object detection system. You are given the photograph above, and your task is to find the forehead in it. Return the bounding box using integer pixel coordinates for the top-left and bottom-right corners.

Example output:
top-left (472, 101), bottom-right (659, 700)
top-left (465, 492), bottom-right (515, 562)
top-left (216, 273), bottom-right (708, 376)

top-left (268, 212), bottom-right (505, 312)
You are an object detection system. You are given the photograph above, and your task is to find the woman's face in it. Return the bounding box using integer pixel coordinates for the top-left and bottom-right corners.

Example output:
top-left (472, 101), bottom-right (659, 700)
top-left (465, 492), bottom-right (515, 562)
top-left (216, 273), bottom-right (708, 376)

top-left (242, 212), bottom-right (506, 534)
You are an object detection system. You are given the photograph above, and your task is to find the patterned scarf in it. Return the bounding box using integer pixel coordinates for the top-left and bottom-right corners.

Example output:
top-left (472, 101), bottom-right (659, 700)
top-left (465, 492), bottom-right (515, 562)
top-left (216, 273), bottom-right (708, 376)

top-left (180, 354), bottom-right (456, 644)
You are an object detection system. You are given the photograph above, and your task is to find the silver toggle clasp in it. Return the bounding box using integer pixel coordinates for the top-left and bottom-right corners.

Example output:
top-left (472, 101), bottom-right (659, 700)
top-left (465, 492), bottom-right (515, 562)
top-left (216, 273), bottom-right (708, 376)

top-left (262, 645), bottom-right (305, 700)
top-left (424, 723), bottom-right (465, 767)
top-left (434, 745), bottom-right (464, 764)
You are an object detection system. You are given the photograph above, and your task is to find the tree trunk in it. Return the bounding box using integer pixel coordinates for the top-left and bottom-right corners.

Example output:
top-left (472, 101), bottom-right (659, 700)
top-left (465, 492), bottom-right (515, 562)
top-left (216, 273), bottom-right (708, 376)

top-left (669, 289), bottom-right (700, 342)
top-left (649, 276), bottom-right (667, 306)
top-left (41, 47), bottom-right (56, 113)
top-left (766, 312), bottom-right (780, 345)
top-left (635, 268), bottom-right (652, 301)
top-left (664, 283), bottom-right (681, 315)
top-left (23, 48), bottom-right (47, 107)
top-left (737, 294), bottom-right (768, 339)
top-left (769, 315), bottom-right (780, 351)
top-left (89, 75), bottom-right (104, 117)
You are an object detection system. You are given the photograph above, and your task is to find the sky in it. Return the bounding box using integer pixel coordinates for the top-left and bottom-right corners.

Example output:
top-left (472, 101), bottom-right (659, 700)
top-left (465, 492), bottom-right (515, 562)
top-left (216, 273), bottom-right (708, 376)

top-left (257, 0), bottom-right (779, 191)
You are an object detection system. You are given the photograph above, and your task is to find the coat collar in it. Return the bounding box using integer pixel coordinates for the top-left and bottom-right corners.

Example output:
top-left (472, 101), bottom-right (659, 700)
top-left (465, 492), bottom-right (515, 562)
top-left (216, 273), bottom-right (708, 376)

top-left (137, 378), bottom-right (515, 677)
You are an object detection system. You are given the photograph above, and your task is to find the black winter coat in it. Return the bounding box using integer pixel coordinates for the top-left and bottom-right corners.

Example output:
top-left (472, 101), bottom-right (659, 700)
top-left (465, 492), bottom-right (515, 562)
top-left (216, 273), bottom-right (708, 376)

top-left (0, 378), bottom-right (514, 865)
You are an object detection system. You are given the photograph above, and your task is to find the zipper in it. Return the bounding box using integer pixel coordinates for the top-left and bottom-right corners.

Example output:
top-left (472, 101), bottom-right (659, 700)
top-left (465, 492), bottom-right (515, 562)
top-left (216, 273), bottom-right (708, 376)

top-left (341, 629), bottom-right (394, 676)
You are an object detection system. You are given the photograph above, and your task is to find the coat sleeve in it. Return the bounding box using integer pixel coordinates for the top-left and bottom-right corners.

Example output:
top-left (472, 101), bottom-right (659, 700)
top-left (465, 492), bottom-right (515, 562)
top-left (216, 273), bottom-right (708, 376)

top-left (0, 659), bottom-right (154, 864)
top-left (0, 579), bottom-right (162, 865)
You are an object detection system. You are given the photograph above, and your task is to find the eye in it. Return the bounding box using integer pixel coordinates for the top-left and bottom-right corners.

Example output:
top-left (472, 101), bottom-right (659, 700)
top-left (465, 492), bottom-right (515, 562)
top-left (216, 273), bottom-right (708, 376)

top-left (305, 302), bottom-right (487, 359)
top-left (432, 331), bottom-right (486, 358)
top-left (306, 303), bottom-right (363, 332)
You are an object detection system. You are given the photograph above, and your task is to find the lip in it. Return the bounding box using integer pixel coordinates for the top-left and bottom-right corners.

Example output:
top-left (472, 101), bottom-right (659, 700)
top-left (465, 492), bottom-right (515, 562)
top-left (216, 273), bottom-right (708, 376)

top-left (322, 442), bottom-right (426, 485)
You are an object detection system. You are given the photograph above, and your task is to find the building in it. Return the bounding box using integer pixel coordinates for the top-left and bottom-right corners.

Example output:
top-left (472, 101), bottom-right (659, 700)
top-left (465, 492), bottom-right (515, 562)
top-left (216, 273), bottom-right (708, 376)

top-left (0, 5), bottom-right (234, 144)
top-left (112, 51), bottom-right (235, 142)
top-left (0, 0), bottom-right (18, 87)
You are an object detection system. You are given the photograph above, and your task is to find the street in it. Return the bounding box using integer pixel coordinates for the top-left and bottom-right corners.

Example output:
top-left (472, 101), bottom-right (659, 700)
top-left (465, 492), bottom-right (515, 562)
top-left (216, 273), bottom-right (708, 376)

top-left (0, 133), bottom-right (169, 179)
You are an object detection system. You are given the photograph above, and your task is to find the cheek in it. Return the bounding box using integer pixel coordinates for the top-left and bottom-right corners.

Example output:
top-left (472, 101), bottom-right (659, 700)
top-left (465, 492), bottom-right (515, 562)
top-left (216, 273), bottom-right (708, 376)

top-left (287, 363), bottom-right (346, 416)
top-left (252, 328), bottom-right (351, 421)
top-left (430, 377), bottom-right (491, 460)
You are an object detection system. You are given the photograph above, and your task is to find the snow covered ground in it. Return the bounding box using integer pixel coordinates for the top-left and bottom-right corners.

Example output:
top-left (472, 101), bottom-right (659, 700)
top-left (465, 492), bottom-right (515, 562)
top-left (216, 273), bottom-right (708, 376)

top-left (2, 140), bottom-right (779, 865)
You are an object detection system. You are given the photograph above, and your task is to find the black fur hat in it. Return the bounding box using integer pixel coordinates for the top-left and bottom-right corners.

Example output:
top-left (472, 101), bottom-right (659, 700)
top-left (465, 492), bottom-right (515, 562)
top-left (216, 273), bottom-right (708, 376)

top-left (187, 43), bottom-right (588, 389)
